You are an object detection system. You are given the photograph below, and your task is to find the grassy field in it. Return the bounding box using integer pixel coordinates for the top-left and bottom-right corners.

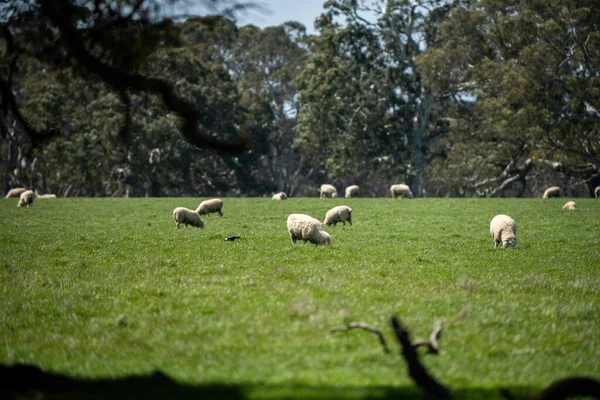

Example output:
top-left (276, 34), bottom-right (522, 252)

top-left (1, 197), bottom-right (599, 399)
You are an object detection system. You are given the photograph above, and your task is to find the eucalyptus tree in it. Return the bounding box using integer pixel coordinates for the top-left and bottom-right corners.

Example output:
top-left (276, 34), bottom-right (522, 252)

top-left (296, 0), bottom-right (454, 196)
top-left (419, 0), bottom-right (600, 197)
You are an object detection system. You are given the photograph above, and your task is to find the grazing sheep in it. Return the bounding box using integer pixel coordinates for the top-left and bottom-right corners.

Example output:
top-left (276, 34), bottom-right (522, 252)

top-left (287, 214), bottom-right (331, 246)
top-left (196, 198), bottom-right (224, 217)
top-left (543, 186), bottom-right (561, 198)
top-left (173, 207), bottom-right (204, 229)
top-left (5, 188), bottom-right (26, 199)
top-left (38, 194), bottom-right (57, 199)
top-left (562, 201), bottom-right (577, 210)
top-left (345, 185), bottom-right (359, 198)
top-left (320, 184), bottom-right (338, 199)
top-left (272, 192), bottom-right (288, 201)
top-left (324, 205), bottom-right (353, 227)
top-left (17, 190), bottom-right (35, 208)
top-left (390, 184), bottom-right (413, 199)
top-left (595, 186), bottom-right (600, 198)
top-left (489, 214), bottom-right (517, 249)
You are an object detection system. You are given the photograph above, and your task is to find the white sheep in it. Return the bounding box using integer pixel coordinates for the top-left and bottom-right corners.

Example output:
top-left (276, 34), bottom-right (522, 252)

top-left (595, 186), bottom-right (599, 198)
top-left (197, 198), bottom-right (223, 217)
top-left (562, 201), bottom-right (577, 210)
top-left (324, 205), bottom-right (352, 226)
top-left (173, 207), bottom-right (204, 228)
top-left (320, 184), bottom-right (337, 199)
top-left (345, 185), bottom-right (359, 198)
top-left (5, 188), bottom-right (26, 198)
top-left (272, 192), bottom-right (288, 200)
top-left (287, 214), bottom-right (331, 246)
top-left (489, 214), bottom-right (517, 249)
top-left (17, 190), bottom-right (35, 208)
top-left (38, 194), bottom-right (57, 199)
top-left (543, 186), bottom-right (561, 198)
top-left (390, 184), bottom-right (413, 199)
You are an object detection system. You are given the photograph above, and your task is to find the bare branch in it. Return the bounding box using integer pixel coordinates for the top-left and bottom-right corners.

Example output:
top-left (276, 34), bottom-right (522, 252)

top-left (390, 316), bottom-right (450, 398)
top-left (329, 322), bottom-right (391, 354)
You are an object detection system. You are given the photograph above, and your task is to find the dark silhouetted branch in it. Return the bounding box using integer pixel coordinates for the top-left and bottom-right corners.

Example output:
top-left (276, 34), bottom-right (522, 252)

top-left (39, 0), bottom-right (248, 155)
top-left (329, 322), bottom-right (391, 354)
top-left (390, 316), bottom-right (450, 398)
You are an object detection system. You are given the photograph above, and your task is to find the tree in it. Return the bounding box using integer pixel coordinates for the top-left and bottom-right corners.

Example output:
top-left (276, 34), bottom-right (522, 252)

top-left (296, 0), bottom-right (454, 197)
top-left (0, 0), bottom-right (252, 194)
top-left (419, 0), bottom-right (600, 197)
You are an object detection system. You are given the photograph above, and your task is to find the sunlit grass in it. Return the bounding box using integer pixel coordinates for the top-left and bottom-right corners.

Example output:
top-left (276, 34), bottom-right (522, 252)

top-left (1, 197), bottom-right (598, 399)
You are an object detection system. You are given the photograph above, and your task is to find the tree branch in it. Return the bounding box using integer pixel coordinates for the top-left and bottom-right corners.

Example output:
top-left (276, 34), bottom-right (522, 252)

top-left (330, 322), bottom-right (391, 354)
top-left (39, 0), bottom-right (248, 155)
top-left (390, 316), bottom-right (450, 398)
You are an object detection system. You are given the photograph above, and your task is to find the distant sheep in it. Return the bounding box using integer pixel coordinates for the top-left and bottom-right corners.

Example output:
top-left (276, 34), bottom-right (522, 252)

top-left (173, 207), bottom-right (204, 229)
top-left (489, 214), bottom-right (517, 249)
top-left (390, 184), bottom-right (413, 199)
top-left (543, 186), bottom-right (561, 198)
top-left (197, 198), bottom-right (223, 217)
top-left (324, 205), bottom-right (352, 227)
top-left (595, 186), bottom-right (600, 198)
top-left (17, 190), bottom-right (35, 208)
top-left (272, 192), bottom-right (288, 201)
top-left (287, 214), bottom-right (331, 246)
top-left (38, 194), bottom-right (57, 199)
top-left (320, 184), bottom-right (337, 199)
top-left (562, 201), bottom-right (577, 210)
top-left (5, 188), bottom-right (26, 198)
top-left (345, 185), bottom-right (359, 198)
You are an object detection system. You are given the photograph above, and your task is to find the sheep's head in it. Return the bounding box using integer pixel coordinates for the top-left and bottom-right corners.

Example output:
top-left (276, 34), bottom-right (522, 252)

top-left (318, 231), bottom-right (332, 246)
top-left (503, 237), bottom-right (516, 249)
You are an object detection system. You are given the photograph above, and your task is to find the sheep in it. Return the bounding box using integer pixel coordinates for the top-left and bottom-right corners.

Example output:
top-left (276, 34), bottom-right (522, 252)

top-left (489, 214), bottom-right (517, 249)
top-left (324, 205), bottom-right (352, 227)
top-left (5, 188), bottom-right (26, 198)
top-left (345, 185), bottom-right (359, 198)
top-left (287, 214), bottom-right (331, 246)
top-left (562, 201), bottom-right (577, 210)
top-left (320, 184), bottom-right (337, 199)
top-left (390, 184), bottom-right (413, 199)
top-left (196, 198), bottom-right (223, 217)
top-left (272, 192), bottom-right (288, 201)
top-left (173, 207), bottom-right (204, 229)
top-left (595, 186), bottom-right (600, 198)
top-left (17, 190), bottom-right (35, 208)
top-left (38, 194), bottom-right (57, 199)
top-left (543, 186), bottom-right (561, 198)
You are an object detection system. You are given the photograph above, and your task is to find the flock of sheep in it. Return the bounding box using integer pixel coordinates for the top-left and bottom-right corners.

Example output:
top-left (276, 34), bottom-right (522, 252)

top-left (7, 182), bottom-right (596, 249)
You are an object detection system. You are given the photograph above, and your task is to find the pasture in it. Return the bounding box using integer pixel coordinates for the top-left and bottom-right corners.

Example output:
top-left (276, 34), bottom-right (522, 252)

top-left (1, 197), bottom-right (599, 399)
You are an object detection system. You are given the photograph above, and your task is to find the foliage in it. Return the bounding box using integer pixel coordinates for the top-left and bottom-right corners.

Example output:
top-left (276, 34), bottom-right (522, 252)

top-left (296, 0), bottom-right (454, 196)
top-left (419, 0), bottom-right (600, 197)
top-left (1, 197), bottom-right (599, 398)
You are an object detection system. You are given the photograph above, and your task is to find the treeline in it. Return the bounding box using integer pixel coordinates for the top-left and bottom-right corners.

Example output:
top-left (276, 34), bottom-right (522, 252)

top-left (1, 0), bottom-right (598, 197)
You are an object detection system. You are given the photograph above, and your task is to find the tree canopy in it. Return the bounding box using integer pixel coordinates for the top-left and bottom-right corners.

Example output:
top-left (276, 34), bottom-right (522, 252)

top-left (2, 0), bottom-right (598, 197)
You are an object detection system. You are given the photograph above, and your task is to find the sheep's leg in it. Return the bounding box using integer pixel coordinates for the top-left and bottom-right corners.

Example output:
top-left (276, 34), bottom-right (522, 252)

top-left (289, 233), bottom-right (297, 244)
top-left (218, 210), bottom-right (223, 217)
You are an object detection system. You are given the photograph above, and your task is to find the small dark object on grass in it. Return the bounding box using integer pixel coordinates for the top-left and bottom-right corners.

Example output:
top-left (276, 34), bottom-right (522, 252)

top-left (224, 236), bottom-right (241, 241)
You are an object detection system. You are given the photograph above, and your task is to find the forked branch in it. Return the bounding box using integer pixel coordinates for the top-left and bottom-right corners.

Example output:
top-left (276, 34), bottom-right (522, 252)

top-left (329, 322), bottom-right (391, 354)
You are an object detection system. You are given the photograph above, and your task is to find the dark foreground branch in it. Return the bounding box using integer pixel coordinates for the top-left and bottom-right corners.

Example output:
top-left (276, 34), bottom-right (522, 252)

top-left (329, 322), bottom-right (391, 354)
top-left (40, 0), bottom-right (248, 155)
top-left (390, 316), bottom-right (450, 398)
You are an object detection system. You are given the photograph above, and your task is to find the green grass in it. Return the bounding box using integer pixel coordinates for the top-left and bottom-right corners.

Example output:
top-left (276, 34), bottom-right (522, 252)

top-left (1, 197), bottom-right (599, 399)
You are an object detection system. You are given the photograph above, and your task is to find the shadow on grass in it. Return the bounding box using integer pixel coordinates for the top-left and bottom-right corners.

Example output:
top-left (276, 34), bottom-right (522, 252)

top-left (0, 363), bottom-right (535, 400)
